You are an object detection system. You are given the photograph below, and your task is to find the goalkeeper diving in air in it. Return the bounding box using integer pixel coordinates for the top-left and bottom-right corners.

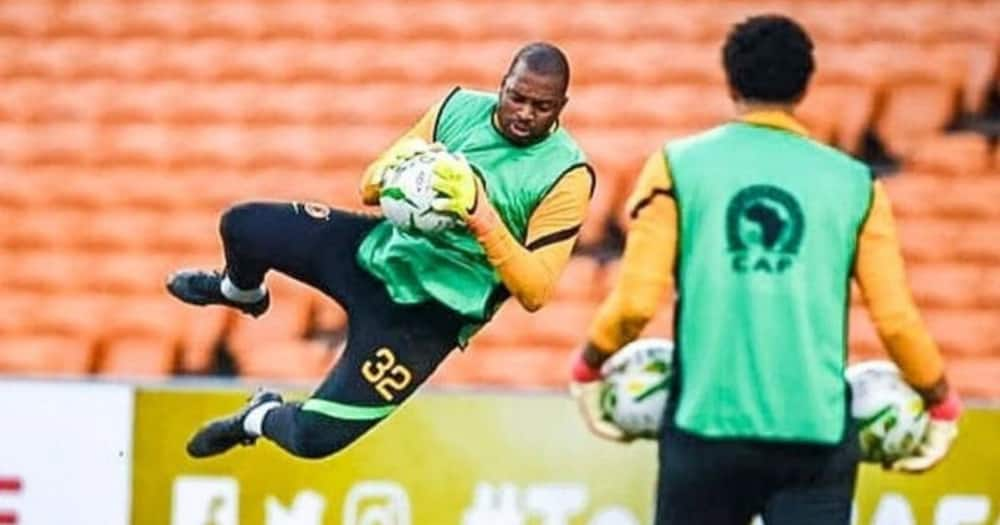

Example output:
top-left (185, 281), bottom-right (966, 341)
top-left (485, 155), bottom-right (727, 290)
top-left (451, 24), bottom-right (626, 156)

top-left (166, 42), bottom-right (594, 459)
top-left (569, 15), bottom-right (962, 525)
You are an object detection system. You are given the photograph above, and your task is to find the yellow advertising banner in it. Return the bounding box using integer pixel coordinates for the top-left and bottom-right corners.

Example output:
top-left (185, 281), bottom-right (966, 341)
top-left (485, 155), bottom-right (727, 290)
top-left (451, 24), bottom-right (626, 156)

top-left (132, 388), bottom-right (1000, 525)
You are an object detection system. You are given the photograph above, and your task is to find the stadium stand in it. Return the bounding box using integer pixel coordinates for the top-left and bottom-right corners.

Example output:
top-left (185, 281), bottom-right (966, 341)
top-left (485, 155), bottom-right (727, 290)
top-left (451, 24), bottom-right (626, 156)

top-left (0, 0), bottom-right (997, 397)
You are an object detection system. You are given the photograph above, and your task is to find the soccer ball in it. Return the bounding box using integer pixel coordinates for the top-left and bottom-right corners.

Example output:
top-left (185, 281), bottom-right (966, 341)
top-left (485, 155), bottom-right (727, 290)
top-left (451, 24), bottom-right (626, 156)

top-left (599, 338), bottom-right (674, 439)
top-left (846, 360), bottom-right (929, 463)
top-left (379, 150), bottom-right (463, 233)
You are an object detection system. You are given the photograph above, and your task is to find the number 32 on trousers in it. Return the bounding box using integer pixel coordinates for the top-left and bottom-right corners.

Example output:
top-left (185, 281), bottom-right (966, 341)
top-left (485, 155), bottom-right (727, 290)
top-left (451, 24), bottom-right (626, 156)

top-left (361, 348), bottom-right (412, 402)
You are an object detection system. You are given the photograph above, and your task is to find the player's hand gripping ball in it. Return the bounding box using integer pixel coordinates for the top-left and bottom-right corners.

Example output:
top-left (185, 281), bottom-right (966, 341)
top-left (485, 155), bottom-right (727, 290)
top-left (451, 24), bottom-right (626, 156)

top-left (379, 148), bottom-right (464, 234)
top-left (847, 360), bottom-right (930, 464)
top-left (599, 338), bottom-right (674, 439)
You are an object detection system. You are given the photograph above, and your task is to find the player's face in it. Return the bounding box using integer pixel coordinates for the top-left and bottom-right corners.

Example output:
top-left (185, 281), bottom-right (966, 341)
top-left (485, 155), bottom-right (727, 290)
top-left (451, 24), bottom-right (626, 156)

top-left (496, 64), bottom-right (567, 146)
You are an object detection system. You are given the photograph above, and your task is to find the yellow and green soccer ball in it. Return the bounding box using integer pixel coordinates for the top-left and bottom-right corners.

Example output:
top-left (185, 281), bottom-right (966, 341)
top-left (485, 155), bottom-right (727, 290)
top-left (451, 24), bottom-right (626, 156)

top-left (847, 360), bottom-right (929, 463)
top-left (599, 338), bottom-right (674, 439)
top-left (379, 150), bottom-right (462, 234)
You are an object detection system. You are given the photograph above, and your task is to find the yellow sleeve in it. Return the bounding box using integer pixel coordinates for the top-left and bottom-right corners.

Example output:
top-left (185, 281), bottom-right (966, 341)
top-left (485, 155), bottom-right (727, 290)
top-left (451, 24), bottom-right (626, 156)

top-left (475, 167), bottom-right (592, 312)
top-left (587, 151), bottom-right (676, 353)
top-left (855, 181), bottom-right (945, 389)
top-left (359, 98), bottom-right (442, 205)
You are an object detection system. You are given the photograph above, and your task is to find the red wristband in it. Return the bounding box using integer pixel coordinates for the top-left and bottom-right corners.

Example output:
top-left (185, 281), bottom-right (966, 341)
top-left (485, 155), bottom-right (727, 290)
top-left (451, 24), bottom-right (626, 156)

top-left (929, 389), bottom-right (962, 421)
top-left (571, 352), bottom-right (602, 382)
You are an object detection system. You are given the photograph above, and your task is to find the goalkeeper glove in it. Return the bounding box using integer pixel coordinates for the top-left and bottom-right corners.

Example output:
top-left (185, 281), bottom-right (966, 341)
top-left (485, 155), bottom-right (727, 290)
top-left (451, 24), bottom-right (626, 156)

top-left (891, 388), bottom-right (962, 473)
top-left (430, 153), bottom-right (481, 222)
top-left (369, 137), bottom-right (439, 189)
top-left (569, 347), bottom-right (629, 442)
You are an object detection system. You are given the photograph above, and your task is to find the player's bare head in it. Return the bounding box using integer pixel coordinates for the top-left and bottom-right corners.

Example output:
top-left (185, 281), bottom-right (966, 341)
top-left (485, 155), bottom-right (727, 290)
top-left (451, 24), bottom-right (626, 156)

top-left (723, 14), bottom-right (815, 105)
top-left (497, 42), bottom-right (570, 146)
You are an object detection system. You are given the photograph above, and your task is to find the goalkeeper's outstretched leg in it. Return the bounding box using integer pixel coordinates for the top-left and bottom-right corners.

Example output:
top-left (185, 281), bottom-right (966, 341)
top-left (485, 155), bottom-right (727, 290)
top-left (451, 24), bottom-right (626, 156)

top-left (170, 200), bottom-right (466, 459)
top-left (187, 298), bottom-right (461, 459)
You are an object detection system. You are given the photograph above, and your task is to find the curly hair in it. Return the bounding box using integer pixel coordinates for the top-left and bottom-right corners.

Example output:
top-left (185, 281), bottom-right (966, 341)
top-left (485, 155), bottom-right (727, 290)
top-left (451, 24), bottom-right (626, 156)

top-left (722, 15), bottom-right (815, 103)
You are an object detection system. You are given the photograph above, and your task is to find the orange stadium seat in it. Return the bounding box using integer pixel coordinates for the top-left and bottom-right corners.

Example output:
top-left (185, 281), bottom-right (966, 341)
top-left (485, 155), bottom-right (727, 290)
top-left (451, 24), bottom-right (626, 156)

top-left (647, 305), bottom-right (676, 336)
top-left (95, 296), bottom-right (187, 376)
top-left (982, 268), bottom-right (1000, 309)
top-left (24, 294), bottom-right (110, 340)
top-left (947, 357), bottom-right (1000, 399)
top-left (797, 83), bottom-right (875, 154)
top-left (628, 3), bottom-right (727, 43)
top-left (576, 178), bottom-right (615, 249)
top-left (552, 257), bottom-right (601, 303)
top-left (245, 125), bottom-right (324, 170)
top-left (578, 42), bottom-right (725, 87)
top-left (252, 171), bottom-right (354, 207)
top-left (934, 42), bottom-right (1000, 114)
top-left (877, 83), bottom-right (959, 158)
top-left (243, 83), bottom-right (321, 125)
top-left (156, 39), bottom-right (233, 81)
top-left (560, 3), bottom-right (644, 42)
top-left (99, 296), bottom-right (186, 342)
top-left (0, 124), bottom-right (30, 165)
top-left (287, 41), bottom-right (370, 83)
top-left (119, 2), bottom-right (194, 39)
top-left (237, 339), bottom-right (336, 381)
top-left (74, 210), bottom-right (158, 253)
top-left (327, 2), bottom-right (400, 41)
top-left (1, 209), bottom-right (83, 251)
top-left (170, 124), bottom-right (247, 169)
top-left (907, 263), bottom-right (982, 309)
top-left (0, 335), bottom-right (94, 375)
top-left (924, 309), bottom-right (1000, 358)
top-left (859, 3), bottom-right (936, 44)
top-left (87, 253), bottom-right (176, 295)
top-left (25, 123), bottom-right (100, 166)
top-left (472, 303), bottom-right (530, 348)
top-left (256, 1), bottom-right (338, 39)
top-left (147, 211), bottom-right (221, 255)
top-left (906, 133), bottom-right (992, 176)
top-left (391, 3), bottom-right (475, 41)
top-left (1, 252), bottom-right (82, 293)
top-left (0, 2), bottom-right (51, 38)
top-left (36, 172), bottom-right (116, 210)
top-left (29, 80), bottom-right (104, 123)
top-left (0, 80), bottom-right (44, 122)
top-left (83, 39), bottom-right (164, 80)
top-left (218, 40), bottom-right (311, 83)
top-left (4, 38), bottom-right (90, 79)
top-left (226, 275), bottom-right (315, 369)
top-left (0, 293), bottom-right (35, 336)
top-left (169, 304), bottom-right (233, 374)
top-left (884, 173), bottom-right (1000, 220)
top-left (189, 1), bottom-right (263, 39)
top-left (848, 307), bottom-right (883, 360)
top-left (116, 171), bottom-right (207, 213)
top-left (49, 1), bottom-right (121, 38)
top-left (316, 125), bottom-right (397, 170)
top-left (896, 218), bottom-right (964, 263)
top-left (98, 81), bottom-right (176, 123)
top-left (598, 259), bottom-right (620, 298)
top-left (309, 291), bottom-right (348, 334)
top-left (433, 344), bottom-right (573, 389)
top-left (929, 7), bottom-right (1000, 48)
top-left (954, 222), bottom-right (1000, 264)
top-left (97, 337), bottom-right (177, 377)
top-left (522, 301), bottom-right (597, 348)
top-left (97, 124), bottom-right (172, 167)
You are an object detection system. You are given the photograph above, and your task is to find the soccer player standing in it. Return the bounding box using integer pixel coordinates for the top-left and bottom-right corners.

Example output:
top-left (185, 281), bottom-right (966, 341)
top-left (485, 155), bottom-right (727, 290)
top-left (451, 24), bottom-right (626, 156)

top-left (167, 42), bottom-right (595, 460)
top-left (569, 15), bottom-right (961, 524)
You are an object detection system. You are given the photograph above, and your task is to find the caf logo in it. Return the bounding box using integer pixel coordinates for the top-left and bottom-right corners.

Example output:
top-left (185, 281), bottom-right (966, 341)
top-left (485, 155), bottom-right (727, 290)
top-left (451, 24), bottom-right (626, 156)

top-left (725, 185), bottom-right (804, 274)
